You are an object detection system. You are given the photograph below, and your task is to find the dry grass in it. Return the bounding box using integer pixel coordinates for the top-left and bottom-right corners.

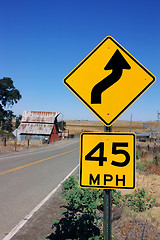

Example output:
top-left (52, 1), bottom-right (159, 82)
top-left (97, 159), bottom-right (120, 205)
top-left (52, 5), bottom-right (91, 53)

top-left (65, 120), bottom-right (104, 134)
top-left (65, 120), bottom-right (158, 134)
top-left (120, 172), bottom-right (160, 230)
top-left (120, 144), bottom-right (160, 230)
top-left (136, 172), bottom-right (160, 204)
top-left (146, 121), bottom-right (160, 129)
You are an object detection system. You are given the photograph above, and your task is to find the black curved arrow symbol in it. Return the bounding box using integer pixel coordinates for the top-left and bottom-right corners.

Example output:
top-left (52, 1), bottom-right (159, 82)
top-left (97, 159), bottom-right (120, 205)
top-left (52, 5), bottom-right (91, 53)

top-left (91, 49), bottom-right (131, 104)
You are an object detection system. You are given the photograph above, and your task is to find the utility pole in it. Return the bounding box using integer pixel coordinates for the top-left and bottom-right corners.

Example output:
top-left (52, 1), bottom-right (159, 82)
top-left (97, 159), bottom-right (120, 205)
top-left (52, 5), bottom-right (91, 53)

top-left (130, 114), bottom-right (132, 132)
top-left (158, 111), bottom-right (160, 121)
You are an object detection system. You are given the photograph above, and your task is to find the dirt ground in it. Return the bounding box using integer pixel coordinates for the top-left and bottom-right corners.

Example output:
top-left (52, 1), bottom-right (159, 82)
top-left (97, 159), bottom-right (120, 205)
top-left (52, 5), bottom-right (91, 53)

top-left (0, 139), bottom-right (42, 156)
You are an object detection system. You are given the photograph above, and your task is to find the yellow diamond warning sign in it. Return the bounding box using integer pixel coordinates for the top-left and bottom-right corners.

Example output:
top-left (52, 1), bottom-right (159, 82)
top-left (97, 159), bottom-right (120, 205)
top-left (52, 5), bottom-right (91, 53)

top-left (79, 132), bottom-right (136, 189)
top-left (63, 36), bottom-right (156, 126)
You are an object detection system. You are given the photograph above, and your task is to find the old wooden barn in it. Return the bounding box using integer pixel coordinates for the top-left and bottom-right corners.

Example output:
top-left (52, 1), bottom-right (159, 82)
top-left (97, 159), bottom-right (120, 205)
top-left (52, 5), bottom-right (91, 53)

top-left (18, 111), bottom-right (60, 143)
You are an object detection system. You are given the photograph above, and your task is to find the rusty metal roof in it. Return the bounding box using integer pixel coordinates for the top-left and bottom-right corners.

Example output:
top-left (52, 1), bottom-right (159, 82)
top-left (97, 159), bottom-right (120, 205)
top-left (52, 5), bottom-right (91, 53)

top-left (18, 123), bottom-right (54, 135)
top-left (18, 111), bottom-right (60, 135)
top-left (22, 111), bottom-right (60, 123)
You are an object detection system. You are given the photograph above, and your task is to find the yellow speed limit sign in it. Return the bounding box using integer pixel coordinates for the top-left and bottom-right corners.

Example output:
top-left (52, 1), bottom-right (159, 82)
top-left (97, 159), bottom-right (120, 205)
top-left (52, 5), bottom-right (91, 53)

top-left (79, 132), bottom-right (136, 189)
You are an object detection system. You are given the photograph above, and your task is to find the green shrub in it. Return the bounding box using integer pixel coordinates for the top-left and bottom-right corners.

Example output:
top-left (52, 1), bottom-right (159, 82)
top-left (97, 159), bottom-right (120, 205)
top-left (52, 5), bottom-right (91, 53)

top-left (51, 177), bottom-right (119, 239)
top-left (52, 177), bottom-right (103, 239)
top-left (136, 161), bottom-right (146, 172)
top-left (124, 188), bottom-right (156, 212)
top-left (136, 149), bottom-right (140, 159)
top-left (111, 190), bottom-right (122, 206)
top-left (62, 176), bottom-right (77, 193)
top-left (153, 155), bottom-right (159, 166)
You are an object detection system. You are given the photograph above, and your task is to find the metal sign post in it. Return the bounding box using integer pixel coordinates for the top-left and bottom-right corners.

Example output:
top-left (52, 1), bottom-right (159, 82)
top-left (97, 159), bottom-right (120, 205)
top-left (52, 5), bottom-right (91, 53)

top-left (104, 125), bottom-right (112, 240)
top-left (104, 189), bottom-right (112, 240)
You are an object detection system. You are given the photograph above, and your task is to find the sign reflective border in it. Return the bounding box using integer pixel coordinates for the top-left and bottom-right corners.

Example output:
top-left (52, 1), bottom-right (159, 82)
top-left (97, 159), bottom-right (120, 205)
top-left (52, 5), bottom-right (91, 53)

top-left (79, 132), bottom-right (136, 189)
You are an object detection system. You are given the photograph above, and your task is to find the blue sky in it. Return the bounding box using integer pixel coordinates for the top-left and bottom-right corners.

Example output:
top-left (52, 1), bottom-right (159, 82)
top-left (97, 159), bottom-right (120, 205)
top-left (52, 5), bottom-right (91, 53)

top-left (0, 0), bottom-right (159, 122)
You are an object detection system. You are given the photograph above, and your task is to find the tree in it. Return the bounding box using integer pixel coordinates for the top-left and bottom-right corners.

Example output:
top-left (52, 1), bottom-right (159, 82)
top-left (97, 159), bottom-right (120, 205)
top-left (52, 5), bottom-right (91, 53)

top-left (0, 77), bottom-right (22, 107)
top-left (0, 77), bottom-right (22, 130)
top-left (15, 114), bottom-right (22, 128)
top-left (58, 121), bottom-right (66, 131)
top-left (5, 110), bottom-right (15, 132)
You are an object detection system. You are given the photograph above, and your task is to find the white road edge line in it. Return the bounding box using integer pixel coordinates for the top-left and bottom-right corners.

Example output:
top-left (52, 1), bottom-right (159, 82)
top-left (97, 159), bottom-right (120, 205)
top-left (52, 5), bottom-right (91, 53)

top-left (2, 164), bottom-right (79, 240)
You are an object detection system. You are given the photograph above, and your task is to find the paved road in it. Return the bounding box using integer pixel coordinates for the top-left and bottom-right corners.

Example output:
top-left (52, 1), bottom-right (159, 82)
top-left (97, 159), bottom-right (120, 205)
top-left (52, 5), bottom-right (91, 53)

top-left (0, 139), bottom-right (80, 239)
